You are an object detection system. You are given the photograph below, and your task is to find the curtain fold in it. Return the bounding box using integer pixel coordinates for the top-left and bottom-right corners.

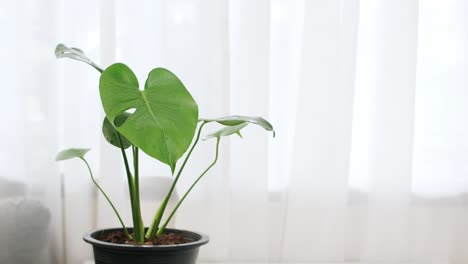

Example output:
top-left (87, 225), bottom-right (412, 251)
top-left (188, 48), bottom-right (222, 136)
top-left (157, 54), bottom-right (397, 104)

top-left (356, 0), bottom-right (418, 261)
top-left (2, 0), bottom-right (468, 264)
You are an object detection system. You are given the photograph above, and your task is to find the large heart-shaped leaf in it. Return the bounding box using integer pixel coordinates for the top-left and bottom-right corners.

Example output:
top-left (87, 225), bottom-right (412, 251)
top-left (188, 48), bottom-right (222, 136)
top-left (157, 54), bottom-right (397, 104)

top-left (55, 44), bottom-right (103, 72)
top-left (102, 114), bottom-right (132, 149)
top-left (200, 115), bottom-right (275, 137)
top-left (99, 63), bottom-right (199, 173)
top-left (56, 148), bottom-right (90, 161)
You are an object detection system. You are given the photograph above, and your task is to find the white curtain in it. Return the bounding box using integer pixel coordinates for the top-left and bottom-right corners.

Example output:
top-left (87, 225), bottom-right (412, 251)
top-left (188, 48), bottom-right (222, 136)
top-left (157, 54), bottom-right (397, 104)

top-left (2, 0), bottom-right (468, 263)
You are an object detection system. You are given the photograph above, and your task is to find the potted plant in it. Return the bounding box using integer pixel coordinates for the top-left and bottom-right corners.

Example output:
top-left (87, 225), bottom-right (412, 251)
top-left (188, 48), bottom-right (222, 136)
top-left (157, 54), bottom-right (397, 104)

top-left (54, 44), bottom-right (275, 264)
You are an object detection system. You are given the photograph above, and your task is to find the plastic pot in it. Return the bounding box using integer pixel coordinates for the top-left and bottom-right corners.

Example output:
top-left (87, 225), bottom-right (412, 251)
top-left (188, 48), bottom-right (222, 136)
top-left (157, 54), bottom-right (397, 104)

top-left (83, 228), bottom-right (209, 264)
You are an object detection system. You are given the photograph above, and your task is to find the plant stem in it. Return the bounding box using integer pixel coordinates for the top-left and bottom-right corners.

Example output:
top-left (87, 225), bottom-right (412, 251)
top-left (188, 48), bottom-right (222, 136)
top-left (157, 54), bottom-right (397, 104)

top-left (91, 64), bottom-right (103, 73)
top-left (133, 146), bottom-right (144, 241)
top-left (145, 122), bottom-right (207, 239)
top-left (79, 157), bottom-right (132, 240)
top-left (117, 134), bottom-right (143, 243)
top-left (157, 137), bottom-right (221, 236)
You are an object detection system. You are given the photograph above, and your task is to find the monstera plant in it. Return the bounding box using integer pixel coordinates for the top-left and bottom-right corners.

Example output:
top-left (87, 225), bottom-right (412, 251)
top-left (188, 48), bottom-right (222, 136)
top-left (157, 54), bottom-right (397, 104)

top-left (54, 44), bottom-right (274, 264)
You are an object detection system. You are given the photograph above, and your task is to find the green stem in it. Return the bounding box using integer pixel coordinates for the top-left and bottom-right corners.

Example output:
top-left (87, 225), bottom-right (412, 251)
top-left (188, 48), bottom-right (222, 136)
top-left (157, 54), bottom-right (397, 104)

top-left (117, 134), bottom-right (143, 243)
top-left (91, 64), bottom-right (103, 73)
top-left (158, 137), bottom-right (221, 236)
top-left (146, 122), bottom-right (207, 239)
top-left (133, 146), bottom-right (144, 241)
top-left (79, 157), bottom-right (131, 240)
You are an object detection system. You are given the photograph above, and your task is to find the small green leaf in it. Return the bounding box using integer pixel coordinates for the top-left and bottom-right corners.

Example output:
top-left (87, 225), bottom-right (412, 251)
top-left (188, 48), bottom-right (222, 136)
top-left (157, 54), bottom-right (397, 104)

top-left (102, 114), bottom-right (132, 149)
top-left (55, 44), bottom-right (103, 72)
top-left (56, 148), bottom-right (90, 161)
top-left (99, 63), bottom-right (199, 173)
top-left (200, 115), bottom-right (275, 137)
top-left (203, 123), bottom-right (248, 140)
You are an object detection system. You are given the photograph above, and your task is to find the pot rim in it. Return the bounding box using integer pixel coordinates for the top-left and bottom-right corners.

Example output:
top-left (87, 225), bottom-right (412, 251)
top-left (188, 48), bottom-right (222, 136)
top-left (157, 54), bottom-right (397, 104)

top-left (83, 227), bottom-right (209, 251)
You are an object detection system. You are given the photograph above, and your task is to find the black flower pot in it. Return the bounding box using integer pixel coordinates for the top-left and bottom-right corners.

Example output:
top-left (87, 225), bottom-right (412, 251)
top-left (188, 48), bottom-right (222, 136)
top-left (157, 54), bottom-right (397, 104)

top-left (84, 228), bottom-right (209, 264)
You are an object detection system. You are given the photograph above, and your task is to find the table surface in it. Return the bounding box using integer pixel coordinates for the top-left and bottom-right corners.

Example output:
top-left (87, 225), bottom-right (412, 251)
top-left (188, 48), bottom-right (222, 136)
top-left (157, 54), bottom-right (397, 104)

top-left (83, 261), bottom-right (416, 264)
top-left (83, 260), bottom-right (316, 263)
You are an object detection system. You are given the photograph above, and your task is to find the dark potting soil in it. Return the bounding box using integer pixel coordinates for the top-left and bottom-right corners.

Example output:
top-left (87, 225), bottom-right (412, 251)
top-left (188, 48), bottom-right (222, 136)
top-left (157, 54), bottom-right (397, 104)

top-left (98, 230), bottom-right (190, 245)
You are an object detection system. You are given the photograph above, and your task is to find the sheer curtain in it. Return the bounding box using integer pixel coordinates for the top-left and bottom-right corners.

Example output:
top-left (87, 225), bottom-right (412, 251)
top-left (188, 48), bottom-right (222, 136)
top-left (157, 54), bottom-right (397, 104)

top-left (2, 0), bottom-right (468, 264)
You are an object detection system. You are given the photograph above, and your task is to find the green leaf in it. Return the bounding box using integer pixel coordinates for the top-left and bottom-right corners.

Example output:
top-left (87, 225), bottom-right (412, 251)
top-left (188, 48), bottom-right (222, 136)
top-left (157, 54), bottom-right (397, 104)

top-left (55, 43), bottom-right (103, 72)
top-left (99, 63), bottom-right (199, 173)
top-left (56, 148), bottom-right (90, 161)
top-left (203, 123), bottom-right (248, 140)
top-left (102, 114), bottom-right (132, 149)
top-left (200, 115), bottom-right (275, 137)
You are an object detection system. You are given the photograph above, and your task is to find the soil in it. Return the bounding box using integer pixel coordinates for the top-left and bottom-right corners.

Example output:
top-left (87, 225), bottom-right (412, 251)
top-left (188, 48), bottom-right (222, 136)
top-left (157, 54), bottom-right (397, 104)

top-left (98, 230), bottom-right (190, 245)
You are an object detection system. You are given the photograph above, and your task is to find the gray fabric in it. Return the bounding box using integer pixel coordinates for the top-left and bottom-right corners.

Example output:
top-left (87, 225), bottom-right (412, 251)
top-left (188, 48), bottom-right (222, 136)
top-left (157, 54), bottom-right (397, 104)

top-left (0, 178), bottom-right (26, 199)
top-left (0, 178), bottom-right (50, 264)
